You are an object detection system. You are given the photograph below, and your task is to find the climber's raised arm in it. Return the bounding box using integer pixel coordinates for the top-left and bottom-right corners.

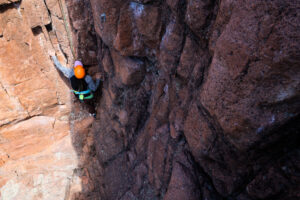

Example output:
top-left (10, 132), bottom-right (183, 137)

top-left (85, 74), bottom-right (101, 92)
top-left (51, 55), bottom-right (74, 78)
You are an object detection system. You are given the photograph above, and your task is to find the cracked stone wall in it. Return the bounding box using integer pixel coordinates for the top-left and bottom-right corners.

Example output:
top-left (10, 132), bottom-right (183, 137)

top-left (0, 0), bottom-right (299, 199)
top-left (0, 0), bottom-right (83, 199)
top-left (66, 0), bottom-right (300, 200)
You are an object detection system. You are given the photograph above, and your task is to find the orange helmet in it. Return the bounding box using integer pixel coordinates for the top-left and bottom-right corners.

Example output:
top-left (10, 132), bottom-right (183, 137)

top-left (74, 65), bottom-right (85, 79)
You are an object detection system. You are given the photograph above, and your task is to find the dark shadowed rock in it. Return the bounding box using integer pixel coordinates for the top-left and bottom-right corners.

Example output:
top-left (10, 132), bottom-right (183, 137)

top-left (164, 150), bottom-right (201, 200)
top-left (67, 0), bottom-right (98, 64)
top-left (65, 0), bottom-right (300, 199)
top-left (164, 161), bottom-right (200, 200)
top-left (184, 103), bottom-right (216, 159)
top-left (110, 49), bottom-right (145, 85)
top-left (200, 0), bottom-right (300, 151)
top-left (185, 0), bottom-right (213, 38)
top-left (147, 124), bottom-right (170, 194)
top-left (101, 153), bottom-right (132, 200)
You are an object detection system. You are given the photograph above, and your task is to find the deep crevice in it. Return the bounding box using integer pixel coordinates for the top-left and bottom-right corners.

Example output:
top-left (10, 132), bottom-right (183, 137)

top-left (31, 26), bottom-right (42, 36)
top-left (0, 1), bottom-right (20, 13)
top-left (45, 23), bottom-right (53, 32)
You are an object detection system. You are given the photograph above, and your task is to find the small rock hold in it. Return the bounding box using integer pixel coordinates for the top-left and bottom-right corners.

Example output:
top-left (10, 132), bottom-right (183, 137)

top-left (119, 110), bottom-right (128, 126)
top-left (170, 124), bottom-right (179, 139)
top-left (111, 50), bottom-right (145, 86)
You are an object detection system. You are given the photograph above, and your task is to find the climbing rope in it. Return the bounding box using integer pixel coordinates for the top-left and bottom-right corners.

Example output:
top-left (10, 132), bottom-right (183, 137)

top-left (57, 0), bottom-right (75, 58)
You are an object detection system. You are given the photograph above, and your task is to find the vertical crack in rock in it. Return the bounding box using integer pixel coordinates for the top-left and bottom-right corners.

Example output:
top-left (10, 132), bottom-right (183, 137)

top-left (0, 80), bottom-right (10, 98)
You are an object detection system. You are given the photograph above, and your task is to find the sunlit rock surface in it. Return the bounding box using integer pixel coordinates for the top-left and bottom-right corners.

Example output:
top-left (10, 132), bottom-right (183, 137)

top-left (0, 1), bottom-right (84, 199)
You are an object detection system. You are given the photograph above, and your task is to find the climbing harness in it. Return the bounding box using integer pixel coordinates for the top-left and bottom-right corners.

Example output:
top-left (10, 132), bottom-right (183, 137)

top-left (58, 0), bottom-right (75, 58)
top-left (71, 89), bottom-right (94, 100)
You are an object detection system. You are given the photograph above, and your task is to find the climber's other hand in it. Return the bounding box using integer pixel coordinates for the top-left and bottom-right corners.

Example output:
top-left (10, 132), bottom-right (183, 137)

top-left (95, 73), bottom-right (101, 79)
top-left (51, 55), bottom-right (58, 62)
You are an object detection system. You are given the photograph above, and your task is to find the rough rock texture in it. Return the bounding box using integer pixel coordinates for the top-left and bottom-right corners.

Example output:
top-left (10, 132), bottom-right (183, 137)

top-left (0, 0), bottom-right (88, 199)
top-left (1, 0), bottom-right (299, 199)
top-left (66, 0), bottom-right (98, 66)
top-left (66, 0), bottom-right (300, 199)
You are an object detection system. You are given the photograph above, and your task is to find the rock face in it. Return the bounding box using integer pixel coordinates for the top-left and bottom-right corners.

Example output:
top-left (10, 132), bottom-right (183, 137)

top-left (0, 0), bottom-right (86, 199)
top-left (66, 0), bottom-right (300, 199)
top-left (0, 0), bottom-right (299, 200)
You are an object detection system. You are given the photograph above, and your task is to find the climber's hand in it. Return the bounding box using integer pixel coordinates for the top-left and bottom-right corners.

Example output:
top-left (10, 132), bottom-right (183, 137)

top-left (95, 73), bottom-right (102, 80)
top-left (51, 55), bottom-right (58, 62)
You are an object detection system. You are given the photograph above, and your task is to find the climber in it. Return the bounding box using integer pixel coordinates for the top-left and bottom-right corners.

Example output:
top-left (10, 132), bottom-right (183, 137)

top-left (51, 55), bottom-right (101, 102)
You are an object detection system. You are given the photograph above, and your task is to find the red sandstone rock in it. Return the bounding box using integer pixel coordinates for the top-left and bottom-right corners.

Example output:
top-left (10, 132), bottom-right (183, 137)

top-left (110, 49), bottom-right (145, 85)
top-left (185, 0), bottom-right (213, 38)
top-left (101, 48), bottom-right (114, 74)
top-left (113, 5), bottom-right (136, 54)
top-left (184, 103), bottom-right (216, 158)
top-left (147, 124), bottom-right (170, 193)
top-left (91, 1), bottom-right (162, 58)
top-left (177, 36), bottom-right (200, 80)
top-left (247, 167), bottom-right (289, 199)
top-left (134, 3), bottom-right (161, 49)
top-left (67, 0), bottom-right (97, 65)
top-left (164, 162), bottom-right (200, 200)
top-left (201, 0), bottom-right (300, 150)
top-left (2, 0), bottom-right (299, 199)
top-left (166, 0), bottom-right (180, 12)
top-left (0, 0), bottom-right (19, 5)
top-left (89, 0), bottom-right (123, 48)
top-left (68, 0), bottom-right (300, 199)
top-left (0, 1), bottom-right (80, 199)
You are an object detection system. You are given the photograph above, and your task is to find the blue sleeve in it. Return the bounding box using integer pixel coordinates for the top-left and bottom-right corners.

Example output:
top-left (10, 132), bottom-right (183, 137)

top-left (85, 75), bottom-right (101, 92)
top-left (51, 56), bottom-right (74, 78)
